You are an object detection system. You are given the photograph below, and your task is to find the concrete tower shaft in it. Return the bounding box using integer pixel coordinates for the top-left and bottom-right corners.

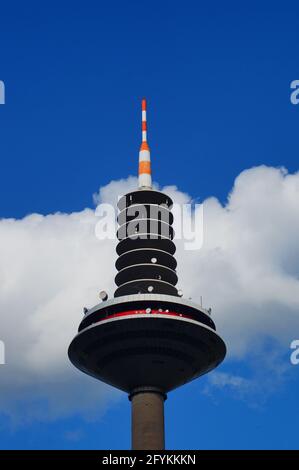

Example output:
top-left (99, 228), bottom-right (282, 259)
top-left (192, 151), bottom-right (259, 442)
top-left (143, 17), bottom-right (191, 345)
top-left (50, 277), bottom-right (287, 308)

top-left (130, 390), bottom-right (165, 450)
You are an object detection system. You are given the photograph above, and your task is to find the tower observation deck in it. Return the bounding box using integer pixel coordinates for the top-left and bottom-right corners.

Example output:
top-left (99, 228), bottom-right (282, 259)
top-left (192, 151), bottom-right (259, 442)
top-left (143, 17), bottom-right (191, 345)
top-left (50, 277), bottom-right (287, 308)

top-left (68, 99), bottom-right (226, 450)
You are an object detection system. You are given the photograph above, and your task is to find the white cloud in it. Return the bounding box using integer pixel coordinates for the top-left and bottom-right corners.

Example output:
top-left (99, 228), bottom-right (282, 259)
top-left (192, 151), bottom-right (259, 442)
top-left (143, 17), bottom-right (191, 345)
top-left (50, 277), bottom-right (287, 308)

top-left (207, 372), bottom-right (252, 390)
top-left (0, 165), bottom-right (299, 422)
top-left (174, 166), bottom-right (299, 358)
top-left (0, 209), bottom-right (120, 423)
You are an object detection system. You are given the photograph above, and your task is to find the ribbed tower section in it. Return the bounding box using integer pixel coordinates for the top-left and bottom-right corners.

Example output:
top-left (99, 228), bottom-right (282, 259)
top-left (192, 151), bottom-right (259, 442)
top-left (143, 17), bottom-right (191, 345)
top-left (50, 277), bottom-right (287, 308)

top-left (115, 189), bottom-right (177, 298)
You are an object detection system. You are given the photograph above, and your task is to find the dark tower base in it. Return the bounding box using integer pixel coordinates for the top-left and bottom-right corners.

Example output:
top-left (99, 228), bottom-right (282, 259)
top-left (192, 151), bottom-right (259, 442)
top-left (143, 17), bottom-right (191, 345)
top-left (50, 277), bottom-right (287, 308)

top-left (68, 294), bottom-right (226, 394)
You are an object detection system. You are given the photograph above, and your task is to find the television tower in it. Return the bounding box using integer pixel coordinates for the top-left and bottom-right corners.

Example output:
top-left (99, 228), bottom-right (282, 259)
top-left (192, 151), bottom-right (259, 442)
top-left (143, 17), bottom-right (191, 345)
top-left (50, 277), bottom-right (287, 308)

top-left (68, 99), bottom-right (226, 450)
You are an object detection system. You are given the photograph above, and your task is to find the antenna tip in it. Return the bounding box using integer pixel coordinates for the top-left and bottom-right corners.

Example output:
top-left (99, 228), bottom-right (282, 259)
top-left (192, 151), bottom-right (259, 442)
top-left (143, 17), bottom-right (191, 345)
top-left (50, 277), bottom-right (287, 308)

top-left (142, 98), bottom-right (147, 111)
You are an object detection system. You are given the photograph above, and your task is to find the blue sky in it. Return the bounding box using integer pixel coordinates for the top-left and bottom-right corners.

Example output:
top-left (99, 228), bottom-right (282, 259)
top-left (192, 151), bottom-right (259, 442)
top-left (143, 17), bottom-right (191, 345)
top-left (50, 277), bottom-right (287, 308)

top-left (0, 1), bottom-right (299, 449)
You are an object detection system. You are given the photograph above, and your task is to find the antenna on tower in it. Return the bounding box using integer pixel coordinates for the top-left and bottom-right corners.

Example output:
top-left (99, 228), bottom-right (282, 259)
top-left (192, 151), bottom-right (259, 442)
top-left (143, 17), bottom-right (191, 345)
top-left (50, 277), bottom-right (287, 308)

top-left (138, 98), bottom-right (152, 189)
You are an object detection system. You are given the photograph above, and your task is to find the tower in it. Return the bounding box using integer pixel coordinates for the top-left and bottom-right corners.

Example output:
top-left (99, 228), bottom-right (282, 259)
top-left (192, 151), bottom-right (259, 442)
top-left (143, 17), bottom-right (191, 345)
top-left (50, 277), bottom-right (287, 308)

top-left (68, 99), bottom-right (226, 450)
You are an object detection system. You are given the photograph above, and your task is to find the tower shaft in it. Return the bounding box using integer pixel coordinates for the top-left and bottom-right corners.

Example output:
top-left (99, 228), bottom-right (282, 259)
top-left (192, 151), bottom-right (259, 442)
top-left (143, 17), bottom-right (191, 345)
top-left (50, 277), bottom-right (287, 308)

top-left (131, 391), bottom-right (165, 450)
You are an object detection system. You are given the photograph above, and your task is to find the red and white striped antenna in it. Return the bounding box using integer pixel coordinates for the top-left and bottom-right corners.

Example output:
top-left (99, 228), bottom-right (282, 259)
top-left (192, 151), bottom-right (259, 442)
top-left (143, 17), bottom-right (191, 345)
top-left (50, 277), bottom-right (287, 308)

top-left (138, 98), bottom-right (152, 189)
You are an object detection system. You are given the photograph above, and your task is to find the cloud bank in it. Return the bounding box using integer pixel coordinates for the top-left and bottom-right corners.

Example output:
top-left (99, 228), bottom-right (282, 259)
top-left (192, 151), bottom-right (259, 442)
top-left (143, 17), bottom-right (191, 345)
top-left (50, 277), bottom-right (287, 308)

top-left (0, 165), bottom-right (298, 421)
